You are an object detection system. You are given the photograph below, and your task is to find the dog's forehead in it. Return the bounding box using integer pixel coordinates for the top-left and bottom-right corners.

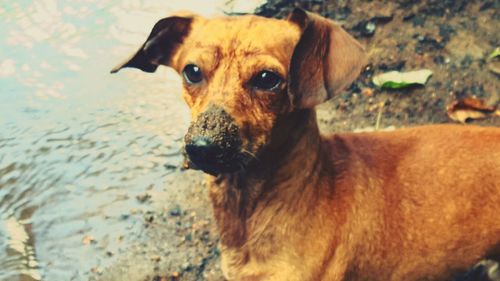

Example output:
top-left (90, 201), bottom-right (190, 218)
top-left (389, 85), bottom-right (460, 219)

top-left (188, 15), bottom-right (301, 58)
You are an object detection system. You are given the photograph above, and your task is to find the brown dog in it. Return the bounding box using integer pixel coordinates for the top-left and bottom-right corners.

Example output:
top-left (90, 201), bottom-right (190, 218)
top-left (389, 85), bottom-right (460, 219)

top-left (112, 8), bottom-right (500, 281)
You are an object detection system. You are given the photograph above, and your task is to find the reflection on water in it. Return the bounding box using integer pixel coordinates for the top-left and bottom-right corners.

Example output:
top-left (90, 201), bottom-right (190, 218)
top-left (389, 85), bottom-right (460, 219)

top-left (0, 1), bottom-right (263, 280)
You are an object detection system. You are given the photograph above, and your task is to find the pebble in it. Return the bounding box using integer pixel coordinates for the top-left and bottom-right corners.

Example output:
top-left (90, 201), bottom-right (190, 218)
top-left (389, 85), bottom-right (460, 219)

top-left (181, 262), bottom-right (192, 271)
top-left (151, 255), bottom-right (161, 262)
top-left (136, 193), bottom-right (152, 203)
top-left (90, 267), bottom-right (103, 275)
top-left (352, 20), bottom-right (377, 37)
top-left (169, 205), bottom-right (182, 216)
top-left (362, 88), bottom-right (374, 97)
top-left (82, 235), bottom-right (96, 245)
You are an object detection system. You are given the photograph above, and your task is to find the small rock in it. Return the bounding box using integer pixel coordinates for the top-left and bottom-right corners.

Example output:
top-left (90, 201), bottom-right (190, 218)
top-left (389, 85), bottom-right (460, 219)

top-left (120, 214), bottom-right (130, 220)
top-left (438, 24), bottom-right (455, 43)
top-left (331, 6), bottom-right (351, 21)
top-left (169, 205), bottom-right (182, 217)
top-left (181, 262), bottom-right (192, 272)
top-left (352, 20), bottom-right (377, 37)
top-left (412, 17), bottom-right (425, 27)
top-left (461, 55), bottom-right (473, 68)
top-left (415, 35), bottom-right (444, 54)
top-left (364, 22), bottom-right (376, 36)
top-left (136, 193), bottom-right (152, 203)
top-left (151, 255), bottom-right (161, 262)
top-left (479, 1), bottom-right (496, 11)
top-left (378, 61), bottom-right (406, 72)
top-left (82, 235), bottom-right (96, 245)
top-left (362, 88), bottom-right (374, 97)
top-left (163, 163), bottom-right (177, 171)
top-left (419, 0), bottom-right (468, 17)
top-left (397, 43), bottom-right (406, 52)
top-left (145, 214), bottom-right (154, 223)
top-left (90, 267), bottom-right (103, 275)
top-left (433, 55), bottom-right (445, 65)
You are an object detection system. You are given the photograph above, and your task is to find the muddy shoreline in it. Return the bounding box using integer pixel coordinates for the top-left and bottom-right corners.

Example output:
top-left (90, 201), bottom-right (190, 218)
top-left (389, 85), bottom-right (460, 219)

top-left (95, 1), bottom-right (499, 280)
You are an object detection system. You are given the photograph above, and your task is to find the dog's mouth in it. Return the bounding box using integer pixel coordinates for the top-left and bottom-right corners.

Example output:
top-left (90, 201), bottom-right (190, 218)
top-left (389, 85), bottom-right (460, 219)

top-left (183, 105), bottom-right (250, 176)
top-left (183, 141), bottom-right (246, 175)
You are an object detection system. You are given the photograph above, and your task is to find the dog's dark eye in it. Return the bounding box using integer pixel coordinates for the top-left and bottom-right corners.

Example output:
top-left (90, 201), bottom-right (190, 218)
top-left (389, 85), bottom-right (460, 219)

top-left (183, 64), bottom-right (203, 84)
top-left (250, 70), bottom-right (283, 91)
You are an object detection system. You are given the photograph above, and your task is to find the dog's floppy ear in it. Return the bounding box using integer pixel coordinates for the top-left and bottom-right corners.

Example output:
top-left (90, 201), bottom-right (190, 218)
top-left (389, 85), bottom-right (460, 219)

top-left (287, 8), bottom-right (367, 108)
top-left (110, 15), bottom-right (194, 73)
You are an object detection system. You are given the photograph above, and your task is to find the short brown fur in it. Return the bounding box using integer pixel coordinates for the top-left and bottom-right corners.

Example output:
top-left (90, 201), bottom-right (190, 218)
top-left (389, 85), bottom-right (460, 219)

top-left (113, 9), bottom-right (500, 281)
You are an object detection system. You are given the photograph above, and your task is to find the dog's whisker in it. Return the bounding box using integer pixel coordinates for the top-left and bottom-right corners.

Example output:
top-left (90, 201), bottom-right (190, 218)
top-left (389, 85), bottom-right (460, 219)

top-left (241, 148), bottom-right (259, 161)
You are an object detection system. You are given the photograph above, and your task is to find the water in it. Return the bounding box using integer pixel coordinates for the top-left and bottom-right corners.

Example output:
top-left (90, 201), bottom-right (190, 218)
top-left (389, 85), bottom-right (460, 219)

top-left (0, 1), bottom-right (263, 280)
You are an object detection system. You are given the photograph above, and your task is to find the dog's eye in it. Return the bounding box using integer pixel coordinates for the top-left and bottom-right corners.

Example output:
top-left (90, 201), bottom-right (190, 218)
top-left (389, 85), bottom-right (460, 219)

top-left (183, 64), bottom-right (203, 84)
top-left (250, 70), bottom-right (283, 91)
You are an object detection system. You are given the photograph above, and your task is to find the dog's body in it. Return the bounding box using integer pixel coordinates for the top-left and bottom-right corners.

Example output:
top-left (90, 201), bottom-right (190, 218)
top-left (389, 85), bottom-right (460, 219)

top-left (113, 9), bottom-right (500, 281)
top-left (213, 120), bottom-right (500, 281)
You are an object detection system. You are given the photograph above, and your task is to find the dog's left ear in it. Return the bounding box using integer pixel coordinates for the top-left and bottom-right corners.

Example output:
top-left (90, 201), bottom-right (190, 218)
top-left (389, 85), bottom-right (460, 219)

top-left (110, 14), bottom-right (195, 73)
top-left (287, 8), bottom-right (367, 108)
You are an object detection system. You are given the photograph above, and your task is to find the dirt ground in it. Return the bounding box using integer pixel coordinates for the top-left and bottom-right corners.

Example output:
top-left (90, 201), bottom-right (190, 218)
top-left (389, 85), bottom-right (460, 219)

top-left (95, 1), bottom-right (499, 280)
top-left (256, 0), bottom-right (499, 132)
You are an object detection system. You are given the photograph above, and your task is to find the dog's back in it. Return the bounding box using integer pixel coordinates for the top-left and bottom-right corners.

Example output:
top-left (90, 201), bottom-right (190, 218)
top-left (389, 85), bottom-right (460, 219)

top-left (329, 124), bottom-right (500, 280)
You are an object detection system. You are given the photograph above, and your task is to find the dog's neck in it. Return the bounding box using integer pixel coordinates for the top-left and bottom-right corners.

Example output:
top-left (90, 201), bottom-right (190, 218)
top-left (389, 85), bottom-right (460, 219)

top-left (209, 109), bottom-right (326, 247)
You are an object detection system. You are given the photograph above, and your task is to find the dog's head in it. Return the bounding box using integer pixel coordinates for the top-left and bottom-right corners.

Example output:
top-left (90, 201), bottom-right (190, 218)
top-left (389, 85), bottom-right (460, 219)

top-left (112, 9), bottom-right (366, 175)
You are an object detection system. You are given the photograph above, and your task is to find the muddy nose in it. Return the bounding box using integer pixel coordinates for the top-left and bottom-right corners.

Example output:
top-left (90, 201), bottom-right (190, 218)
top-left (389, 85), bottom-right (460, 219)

top-left (185, 136), bottom-right (224, 163)
top-left (183, 105), bottom-right (243, 175)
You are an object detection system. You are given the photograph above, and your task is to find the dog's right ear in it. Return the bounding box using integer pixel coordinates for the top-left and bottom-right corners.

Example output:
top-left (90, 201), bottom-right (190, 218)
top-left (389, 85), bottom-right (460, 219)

top-left (110, 15), bottom-right (194, 73)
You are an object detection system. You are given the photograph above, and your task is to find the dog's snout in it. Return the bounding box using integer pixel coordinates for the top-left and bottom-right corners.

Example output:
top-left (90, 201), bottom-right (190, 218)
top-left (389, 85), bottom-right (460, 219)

top-left (184, 105), bottom-right (246, 175)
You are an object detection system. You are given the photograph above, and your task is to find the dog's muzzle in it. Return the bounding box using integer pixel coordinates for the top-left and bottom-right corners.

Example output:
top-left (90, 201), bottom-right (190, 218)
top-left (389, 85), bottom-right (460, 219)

top-left (184, 105), bottom-right (244, 175)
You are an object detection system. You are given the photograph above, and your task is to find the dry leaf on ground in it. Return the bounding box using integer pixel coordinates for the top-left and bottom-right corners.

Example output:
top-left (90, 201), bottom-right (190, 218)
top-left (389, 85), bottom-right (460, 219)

top-left (372, 69), bottom-right (433, 89)
top-left (488, 47), bottom-right (500, 59)
top-left (447, 97), bottom-right (500, 123)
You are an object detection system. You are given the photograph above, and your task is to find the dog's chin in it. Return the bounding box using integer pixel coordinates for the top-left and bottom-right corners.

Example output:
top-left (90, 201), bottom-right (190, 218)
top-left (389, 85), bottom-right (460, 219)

top-left (184, 152), bottom-right (249, 176)
top-left (198, 162), bottom-right (243, 176)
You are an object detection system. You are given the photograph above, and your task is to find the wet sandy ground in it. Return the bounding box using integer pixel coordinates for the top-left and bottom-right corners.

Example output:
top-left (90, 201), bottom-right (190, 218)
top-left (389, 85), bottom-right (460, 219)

top-left (1, 1), bottom-right (498, 281)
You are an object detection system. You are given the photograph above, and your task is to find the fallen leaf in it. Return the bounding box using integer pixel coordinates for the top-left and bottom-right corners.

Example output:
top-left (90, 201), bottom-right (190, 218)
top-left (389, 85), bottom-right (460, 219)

top-left (373, 69), bottom-right (433, 89)
top-left (488, 47), bottom-right (500, 60)
top-left (446, 97), bottom-right (500, 123)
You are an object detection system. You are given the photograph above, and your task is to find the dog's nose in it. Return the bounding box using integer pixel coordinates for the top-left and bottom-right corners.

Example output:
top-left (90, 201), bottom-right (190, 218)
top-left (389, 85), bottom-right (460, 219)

top-left (184, 134), bottom-right (240, 175)
top-left (185, 136), bottom-right (224, 162)
top-left (183, 105), bottom-right (245, 175)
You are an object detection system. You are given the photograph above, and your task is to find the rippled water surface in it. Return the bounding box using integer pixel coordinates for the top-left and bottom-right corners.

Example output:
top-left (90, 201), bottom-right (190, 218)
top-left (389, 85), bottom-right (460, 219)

top-left (0, 1), bottom-right (262, 280)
